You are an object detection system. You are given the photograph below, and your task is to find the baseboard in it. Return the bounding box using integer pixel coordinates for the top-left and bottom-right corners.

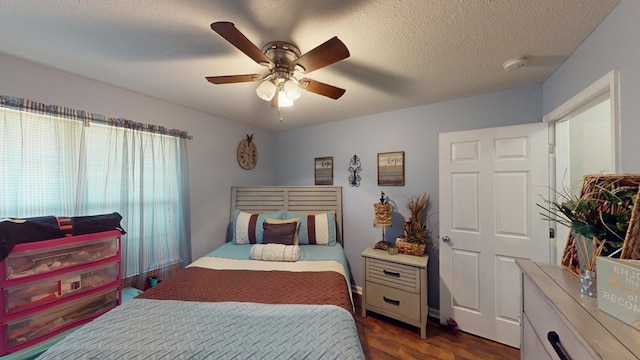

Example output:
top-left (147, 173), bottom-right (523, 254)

top-left (428, 307), bottom-right (440, 320)
top-left (353, 285), bottom-right (362, 295)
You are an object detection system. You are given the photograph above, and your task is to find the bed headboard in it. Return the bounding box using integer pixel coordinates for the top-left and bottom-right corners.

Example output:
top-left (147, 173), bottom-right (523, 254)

top-left (230, 186), bottom-right (343, 244)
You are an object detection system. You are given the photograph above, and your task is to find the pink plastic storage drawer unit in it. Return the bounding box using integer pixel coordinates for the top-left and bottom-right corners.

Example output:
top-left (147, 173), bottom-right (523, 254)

top-left (0, 231), bottom-right (122, 355)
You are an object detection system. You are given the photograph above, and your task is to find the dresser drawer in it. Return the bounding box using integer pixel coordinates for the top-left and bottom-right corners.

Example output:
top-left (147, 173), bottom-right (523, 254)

top-left (365, 281), bottom-right (420, 321)
top-left (522, 314), bottom-right (552, 360)
top-left (3, 262), bottom-right (119, 315)
top-left (366, 258), bottom-right (419, 293)
top-left (3, 286), bottom-right (119, 352)
top-left (523, 277), bottom-right (596, 360)
top-left (4, 234), bottom-right (119, 281)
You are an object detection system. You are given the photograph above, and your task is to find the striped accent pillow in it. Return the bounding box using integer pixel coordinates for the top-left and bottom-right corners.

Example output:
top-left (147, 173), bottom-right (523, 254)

top-left (283, 211), bottom-right (336, 245)
top-left (250, 243), bottom-right (301, 262)
top-left (232, 210), bottom-right (283, 244)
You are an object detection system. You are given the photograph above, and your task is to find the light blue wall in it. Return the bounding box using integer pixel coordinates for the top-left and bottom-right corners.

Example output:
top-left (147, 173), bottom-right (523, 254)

top-left (543, 0), bottom-right (640, 172)
top-left (274, 84), bottom-right (543, 310)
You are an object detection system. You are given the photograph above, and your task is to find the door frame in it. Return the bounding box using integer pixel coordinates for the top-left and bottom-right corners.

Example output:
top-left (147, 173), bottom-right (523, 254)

top-left (543, 69), bottom-right (620, 264)
top-left (543, 69), bottom-right (620, 170)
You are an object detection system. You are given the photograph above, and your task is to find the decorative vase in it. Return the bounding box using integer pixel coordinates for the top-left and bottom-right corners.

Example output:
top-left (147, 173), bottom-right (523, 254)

top-left (579, 270), bottom-right (597, 297)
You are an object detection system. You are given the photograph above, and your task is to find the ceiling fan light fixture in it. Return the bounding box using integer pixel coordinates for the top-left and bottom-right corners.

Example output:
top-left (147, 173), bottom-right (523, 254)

top-left (256, 80), bottom-right (276, 101)
top-left (207, 22), bottom-right (350, 107)
top-left (277, 90), bottom-right (294, 107)
top-left (283, 79), bottom-right (302, 101)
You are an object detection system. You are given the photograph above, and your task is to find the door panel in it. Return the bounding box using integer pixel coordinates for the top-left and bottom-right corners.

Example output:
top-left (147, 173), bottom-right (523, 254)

top-left (495, 256), bottom-right (520, 322)
top-left (439, 122), bottom-right (550, 348)
top-left (451, 249), bottom-right (480, 311)
top-left (451, 173), bottom-right (480, 231)
top-left (495, 172), bottom-right (529, 237)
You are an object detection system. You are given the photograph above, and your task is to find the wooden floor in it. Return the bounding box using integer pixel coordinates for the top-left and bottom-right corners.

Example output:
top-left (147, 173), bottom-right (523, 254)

top-left (353, 294), bottom-right (520, 360)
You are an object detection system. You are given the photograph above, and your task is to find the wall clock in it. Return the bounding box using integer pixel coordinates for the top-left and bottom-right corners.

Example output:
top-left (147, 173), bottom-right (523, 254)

top-left (237, 134), bottom-right (257, 170)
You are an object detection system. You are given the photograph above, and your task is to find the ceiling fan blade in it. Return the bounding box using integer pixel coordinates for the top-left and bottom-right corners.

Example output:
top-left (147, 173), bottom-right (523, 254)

top-left (211, 22), bottom-right (273, 66)
top-left (206, 74), bottom-right (262, 84)
top-left (300, 78), bottom-right (346, 99)
top-left (271, 94), bottom-right (279, 108)
top-left (294, 37), bottom-right (350, 74)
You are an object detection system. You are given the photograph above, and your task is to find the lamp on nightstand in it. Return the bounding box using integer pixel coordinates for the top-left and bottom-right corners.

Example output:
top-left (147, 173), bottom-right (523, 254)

top-left (373, 191), bottom-right (392, 243)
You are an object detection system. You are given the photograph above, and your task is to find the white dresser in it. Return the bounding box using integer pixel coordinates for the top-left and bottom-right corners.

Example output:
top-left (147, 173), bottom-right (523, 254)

top-left (517, 259), bottom-right (640, 360)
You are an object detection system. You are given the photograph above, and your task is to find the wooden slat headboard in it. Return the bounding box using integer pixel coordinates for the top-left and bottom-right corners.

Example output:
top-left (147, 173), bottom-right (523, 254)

top-left (230, 186), bottom-right (343, 244)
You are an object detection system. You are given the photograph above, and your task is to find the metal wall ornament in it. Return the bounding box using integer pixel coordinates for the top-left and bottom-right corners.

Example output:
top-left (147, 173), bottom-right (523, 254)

top-left (348, 154), bottom-right (361, 187)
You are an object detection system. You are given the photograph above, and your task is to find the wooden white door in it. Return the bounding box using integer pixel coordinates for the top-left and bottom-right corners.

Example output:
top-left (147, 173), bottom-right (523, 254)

top-left (439, 122), bottom-right (550, 348)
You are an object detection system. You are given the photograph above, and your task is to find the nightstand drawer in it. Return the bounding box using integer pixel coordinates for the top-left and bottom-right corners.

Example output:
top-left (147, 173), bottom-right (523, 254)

top-left (365, 281), bottom-right (420, 321)
top-left (366, 258), bottom-right (419, 293)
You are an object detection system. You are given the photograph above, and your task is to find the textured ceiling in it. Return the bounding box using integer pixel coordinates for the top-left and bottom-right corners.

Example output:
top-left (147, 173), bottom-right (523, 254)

top-left (0, 1), bottom-right (619, 132)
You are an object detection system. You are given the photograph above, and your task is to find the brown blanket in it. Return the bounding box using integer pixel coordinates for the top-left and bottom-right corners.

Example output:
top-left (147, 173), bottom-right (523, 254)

top-left (137, 267), bottom-right (353, 315)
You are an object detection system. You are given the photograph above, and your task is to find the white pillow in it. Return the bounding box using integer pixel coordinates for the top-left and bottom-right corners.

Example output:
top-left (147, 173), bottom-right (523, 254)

top-left (250, 244), bottom-right (301, 262)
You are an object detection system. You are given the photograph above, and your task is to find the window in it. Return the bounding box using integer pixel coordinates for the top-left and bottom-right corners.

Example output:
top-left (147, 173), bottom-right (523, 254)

top-left (0, 96), bottom-right (191, 287)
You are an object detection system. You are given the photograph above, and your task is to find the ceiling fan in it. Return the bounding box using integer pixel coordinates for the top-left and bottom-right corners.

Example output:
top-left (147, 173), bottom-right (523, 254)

top-left (206, 22), bottom-right (350, 108)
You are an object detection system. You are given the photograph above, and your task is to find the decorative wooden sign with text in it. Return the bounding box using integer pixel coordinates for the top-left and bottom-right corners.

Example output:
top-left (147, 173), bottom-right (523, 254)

top-left (597, 257), bottom-right (640, 329)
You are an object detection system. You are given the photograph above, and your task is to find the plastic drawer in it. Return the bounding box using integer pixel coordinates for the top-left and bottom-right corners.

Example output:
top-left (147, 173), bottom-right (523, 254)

top-left (3, 286), bottom-right (118, 350)
top-left (3, 262), bottom-right (119, 315)
top-left (4, 234), bottom-right (118, 280)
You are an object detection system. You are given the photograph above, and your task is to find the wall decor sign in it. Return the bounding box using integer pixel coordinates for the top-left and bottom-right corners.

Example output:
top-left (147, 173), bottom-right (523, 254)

top-left (314, 156), bottom-right (334, 185)
top-left (378, 151), bottom-right (405, 186)
top-left (596, 257), bottom-right (640, 329)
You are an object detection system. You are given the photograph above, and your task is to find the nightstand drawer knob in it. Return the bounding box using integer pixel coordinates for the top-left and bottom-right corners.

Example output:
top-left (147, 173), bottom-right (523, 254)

top-left (383, 296), bottom-right (400, 306)
top-left (383, 270), bottom-right (400, 278)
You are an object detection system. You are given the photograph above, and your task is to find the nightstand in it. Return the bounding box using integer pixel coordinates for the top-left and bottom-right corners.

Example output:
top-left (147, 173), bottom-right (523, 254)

top-left (361, 246), bottom-right (428, 338)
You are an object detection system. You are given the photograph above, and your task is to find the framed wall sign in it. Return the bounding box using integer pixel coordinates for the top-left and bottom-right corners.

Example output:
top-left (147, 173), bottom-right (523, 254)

top-left (378, 151), bottom-right (405, 186)
top-left (314, 156), bottom-right (334, 185)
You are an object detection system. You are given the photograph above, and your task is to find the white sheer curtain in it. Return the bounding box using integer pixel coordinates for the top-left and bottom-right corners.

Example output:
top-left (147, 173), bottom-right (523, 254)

top-left (0, 96), bottom-right (191, 289)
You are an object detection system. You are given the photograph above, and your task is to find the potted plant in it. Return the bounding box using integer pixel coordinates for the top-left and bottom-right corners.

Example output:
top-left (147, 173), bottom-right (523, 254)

top-left (539, 177), bottom-right (638, 296)
top-left (396, 193), bottom-right (431, 256)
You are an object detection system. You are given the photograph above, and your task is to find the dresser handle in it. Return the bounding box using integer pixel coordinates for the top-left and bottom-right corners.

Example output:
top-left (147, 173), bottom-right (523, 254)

top-left (383, 296), bottom-right (400, 306)
top-left (383, 270), bottom-right (400, 278)
top-left (547, 331), bottom-right (571, 360)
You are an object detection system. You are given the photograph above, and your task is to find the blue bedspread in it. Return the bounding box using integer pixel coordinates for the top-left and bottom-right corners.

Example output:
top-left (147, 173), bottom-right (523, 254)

top-left (38, 299), bottom-right (364, 360)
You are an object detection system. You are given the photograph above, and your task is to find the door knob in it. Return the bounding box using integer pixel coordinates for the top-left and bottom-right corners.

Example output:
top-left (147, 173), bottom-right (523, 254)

top-left (442, 236), bottom-right (451, 243)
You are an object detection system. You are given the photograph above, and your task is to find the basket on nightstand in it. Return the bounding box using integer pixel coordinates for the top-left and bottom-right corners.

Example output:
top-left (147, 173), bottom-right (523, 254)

top-left (396, 238), bottom-right (426, 256)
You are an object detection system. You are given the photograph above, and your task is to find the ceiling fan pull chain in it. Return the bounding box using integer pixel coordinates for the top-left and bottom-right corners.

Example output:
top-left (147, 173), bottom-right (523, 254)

top-left (278, 108), bottom-right (284, 123)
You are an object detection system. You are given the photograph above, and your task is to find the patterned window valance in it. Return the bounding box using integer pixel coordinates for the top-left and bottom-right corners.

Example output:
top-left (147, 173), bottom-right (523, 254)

top-left (0, 95), bottom-right (192, 139)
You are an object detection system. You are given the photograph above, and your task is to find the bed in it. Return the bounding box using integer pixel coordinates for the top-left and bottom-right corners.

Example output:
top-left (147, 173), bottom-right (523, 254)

top-left (37, 186), bottom-right (365, 359)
